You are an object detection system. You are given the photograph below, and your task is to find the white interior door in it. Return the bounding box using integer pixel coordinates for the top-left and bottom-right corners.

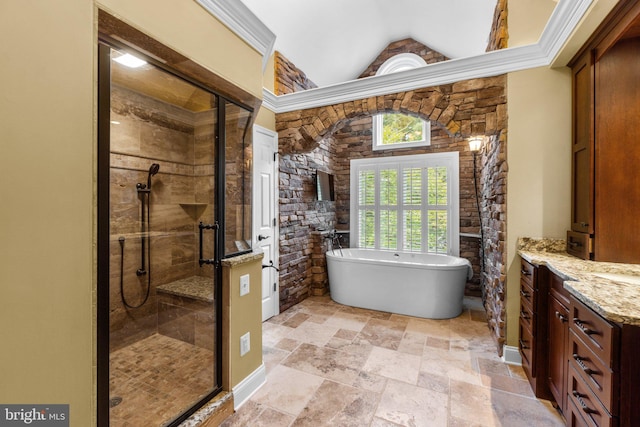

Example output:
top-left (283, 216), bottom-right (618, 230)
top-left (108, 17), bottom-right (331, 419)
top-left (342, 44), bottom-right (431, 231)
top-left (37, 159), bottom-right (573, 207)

top-left (253, 125), bottom-right (279, 321)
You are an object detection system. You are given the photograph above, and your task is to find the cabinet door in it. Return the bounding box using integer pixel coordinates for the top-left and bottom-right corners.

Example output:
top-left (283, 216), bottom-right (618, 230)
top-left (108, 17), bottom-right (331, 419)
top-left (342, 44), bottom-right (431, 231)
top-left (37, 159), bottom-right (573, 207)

top-left (548, 295), bottom-right (569, 414)
top-left (594, 37), bottom-right (640, 263)
top-left (571, 50), bottom-right (594, 235)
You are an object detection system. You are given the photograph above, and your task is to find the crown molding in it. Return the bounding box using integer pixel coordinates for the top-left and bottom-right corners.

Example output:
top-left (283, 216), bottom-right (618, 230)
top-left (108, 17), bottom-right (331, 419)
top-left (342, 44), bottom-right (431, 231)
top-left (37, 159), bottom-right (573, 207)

top-left (538, 0), bottom-right (594, 59)
top-left (195, 0), bottom-right (276, 71)
top-left (206, 0), bottom-right (593, 113)
top-left (270, 44), bottom-right (549, 113)
top-left (261, 89), bottom-right (279, 112)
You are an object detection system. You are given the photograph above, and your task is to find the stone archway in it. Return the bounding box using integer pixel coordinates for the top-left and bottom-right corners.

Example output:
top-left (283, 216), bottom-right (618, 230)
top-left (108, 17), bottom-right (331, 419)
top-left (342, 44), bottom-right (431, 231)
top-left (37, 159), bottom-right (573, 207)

top-left (276, 75), bottom-right (506, 154)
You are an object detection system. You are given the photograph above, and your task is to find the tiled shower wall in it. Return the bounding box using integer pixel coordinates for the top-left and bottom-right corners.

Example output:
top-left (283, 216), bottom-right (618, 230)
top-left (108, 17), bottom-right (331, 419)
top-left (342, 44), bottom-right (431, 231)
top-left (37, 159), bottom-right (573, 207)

top-left (109, 85), bottom-right (216, 351)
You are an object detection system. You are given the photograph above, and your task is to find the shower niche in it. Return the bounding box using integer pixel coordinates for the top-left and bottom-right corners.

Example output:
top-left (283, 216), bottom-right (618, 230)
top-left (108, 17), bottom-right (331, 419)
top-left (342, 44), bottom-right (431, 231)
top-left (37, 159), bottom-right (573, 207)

top-left (99, 43), bottom-right (253, 426)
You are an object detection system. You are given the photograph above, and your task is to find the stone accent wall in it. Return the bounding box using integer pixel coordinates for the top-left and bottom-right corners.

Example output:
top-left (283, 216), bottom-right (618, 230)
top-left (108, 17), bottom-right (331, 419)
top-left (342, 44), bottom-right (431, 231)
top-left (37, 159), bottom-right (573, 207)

top-left (479, 132), bottom-right (508, 354)
top-left (274, 51), bottom-right (318, 95)
top-left (278, 76), bottom-right (507, 153)
top-left (278, 138), bottom-right (337, 310)
top-left (358, 38), bottom-right (449, 78)
top-left (486, 0), bottom-right (508, 52)
top-left (310, 232), bottom-right (331, 296)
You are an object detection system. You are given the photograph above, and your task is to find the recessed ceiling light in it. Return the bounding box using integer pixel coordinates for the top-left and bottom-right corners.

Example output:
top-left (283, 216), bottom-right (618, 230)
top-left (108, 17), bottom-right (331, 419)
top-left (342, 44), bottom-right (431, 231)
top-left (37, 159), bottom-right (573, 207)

top-left (113, 53), bottom-right (147, 68)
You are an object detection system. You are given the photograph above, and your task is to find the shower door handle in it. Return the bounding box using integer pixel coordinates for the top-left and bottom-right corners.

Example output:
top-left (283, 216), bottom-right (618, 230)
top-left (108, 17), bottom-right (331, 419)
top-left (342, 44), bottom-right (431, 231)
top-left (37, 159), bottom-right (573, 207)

top-left (199, 221), bottom-right (218, 266)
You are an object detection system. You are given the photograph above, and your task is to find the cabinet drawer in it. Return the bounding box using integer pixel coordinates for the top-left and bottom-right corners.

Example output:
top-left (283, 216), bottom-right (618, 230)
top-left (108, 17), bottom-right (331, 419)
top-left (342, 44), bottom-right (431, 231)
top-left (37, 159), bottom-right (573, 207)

top-left (570, 297), bottom-right (619, 369)
top-left (520, 259), bottom-right (535, 286)
top-left (567, 398), bottom-right (593, 427)
top-left (568, 364), bottom-right (614, 427)
top-left (520, 298), bottom-right (535, 332)
top-left (549, 270), bottom-right (571, 307)
top-left (567, 230), bottom-right (592, 260)
top-left (519, 319), bottom-right (535, 376)
top-left (520, 279), bottom-right (536, 310)
top-left (569, 329), bottom-right (616, 412)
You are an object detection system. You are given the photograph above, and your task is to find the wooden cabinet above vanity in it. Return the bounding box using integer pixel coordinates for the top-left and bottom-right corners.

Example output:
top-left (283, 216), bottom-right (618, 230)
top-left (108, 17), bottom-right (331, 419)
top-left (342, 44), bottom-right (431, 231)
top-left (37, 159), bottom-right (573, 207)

top-left (568, 0), bottom-right (640, 263)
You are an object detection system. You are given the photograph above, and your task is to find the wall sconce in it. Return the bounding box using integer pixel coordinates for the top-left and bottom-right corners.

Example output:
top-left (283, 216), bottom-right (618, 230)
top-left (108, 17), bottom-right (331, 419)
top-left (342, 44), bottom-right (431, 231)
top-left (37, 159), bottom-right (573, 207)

top-left (468, 136), bottom-right (483, 154)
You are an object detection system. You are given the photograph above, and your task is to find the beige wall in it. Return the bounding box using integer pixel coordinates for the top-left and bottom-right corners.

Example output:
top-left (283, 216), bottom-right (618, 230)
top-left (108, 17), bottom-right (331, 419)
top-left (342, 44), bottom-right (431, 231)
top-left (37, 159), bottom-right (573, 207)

top-left (508, 0), bottom-right (557, 47)
top-left (506, 67), bottom-right (572, 345)
top-left (222, 256), bottom-right (264, 389)
top-left (504, 0), bottom-right (616, 348)
top-left (255, 108), bottom-right (276, 130)
top-left (97, 0), bottom-right (264, 99)
top-left (0, 1), bottom-right (96, 424)
top-left (256, 53), bottom-right (276, 131)
top-left (0, 1), bottom-right (263, 426)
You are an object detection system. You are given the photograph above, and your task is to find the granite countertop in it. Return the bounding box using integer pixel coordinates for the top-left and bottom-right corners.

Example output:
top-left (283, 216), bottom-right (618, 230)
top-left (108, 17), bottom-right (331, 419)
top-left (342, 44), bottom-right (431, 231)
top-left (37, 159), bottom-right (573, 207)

top-left (157, 276), bottom-right (213, 303)
top-left (517, 238), bottom-right (640, 326)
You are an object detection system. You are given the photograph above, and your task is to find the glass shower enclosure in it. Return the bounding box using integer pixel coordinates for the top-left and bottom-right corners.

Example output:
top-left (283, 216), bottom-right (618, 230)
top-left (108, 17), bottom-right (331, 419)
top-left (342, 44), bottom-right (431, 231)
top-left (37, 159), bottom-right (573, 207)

top-left (97, 42), bottom-right (253, 426)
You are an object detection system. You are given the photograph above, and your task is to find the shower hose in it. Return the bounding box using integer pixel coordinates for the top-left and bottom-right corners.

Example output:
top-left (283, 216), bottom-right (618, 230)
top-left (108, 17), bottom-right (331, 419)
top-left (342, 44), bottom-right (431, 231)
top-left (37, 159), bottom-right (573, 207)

top-left (119, 199), bottom-right (152, 309)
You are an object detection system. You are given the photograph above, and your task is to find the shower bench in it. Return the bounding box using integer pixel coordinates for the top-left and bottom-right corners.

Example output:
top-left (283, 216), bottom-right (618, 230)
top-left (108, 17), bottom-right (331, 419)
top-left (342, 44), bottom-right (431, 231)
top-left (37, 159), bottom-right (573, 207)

top-left (156, 276), bottom-right (215, 350)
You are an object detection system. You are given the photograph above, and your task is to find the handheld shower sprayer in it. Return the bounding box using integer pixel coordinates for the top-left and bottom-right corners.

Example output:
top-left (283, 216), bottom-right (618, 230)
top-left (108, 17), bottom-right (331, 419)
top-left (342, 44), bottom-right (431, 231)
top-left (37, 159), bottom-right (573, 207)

top-left (147, 163), bottom-right (160, 190)
top-left (136, 163), bottom-right (160, 280)
top-left (136, 163), bottom-right (160, 192)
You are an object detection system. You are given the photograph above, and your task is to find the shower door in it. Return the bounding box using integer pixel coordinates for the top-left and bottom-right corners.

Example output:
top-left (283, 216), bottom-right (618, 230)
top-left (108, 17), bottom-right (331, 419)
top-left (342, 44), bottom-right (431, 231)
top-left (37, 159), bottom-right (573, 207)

top-left (100, 44), bottom-right (222, 427)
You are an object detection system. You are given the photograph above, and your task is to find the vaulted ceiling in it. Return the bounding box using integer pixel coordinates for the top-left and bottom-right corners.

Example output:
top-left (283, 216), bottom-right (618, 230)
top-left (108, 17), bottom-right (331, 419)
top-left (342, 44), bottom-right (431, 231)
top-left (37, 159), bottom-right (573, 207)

top-left (239, 0), bottom-right (499, 87)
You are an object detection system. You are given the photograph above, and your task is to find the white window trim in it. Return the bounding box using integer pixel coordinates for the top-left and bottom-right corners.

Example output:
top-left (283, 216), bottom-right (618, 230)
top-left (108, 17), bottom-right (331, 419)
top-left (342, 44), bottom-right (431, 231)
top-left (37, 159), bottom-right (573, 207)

top-left (372, 116), bottom-right (430, 151)
top-left (376, 53), bottom-right (427, 75)
top-left (350, 152), bottom-right (460, 256)
top-left (373, 54), bottom-right (430, 151)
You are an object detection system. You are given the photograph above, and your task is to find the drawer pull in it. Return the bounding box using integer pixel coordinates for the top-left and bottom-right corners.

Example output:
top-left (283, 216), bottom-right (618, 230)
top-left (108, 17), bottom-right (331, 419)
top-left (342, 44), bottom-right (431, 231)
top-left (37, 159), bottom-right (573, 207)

top-left (520, 269), bottom-right (532, 276)
top-left (520, 310), bottom-right (530, 320)
top-left (519, 339), bottom-right (529, 350)
top-left (555, 311), bottom-right (568, 322)
top-left (520, 289), bottom-right (530, 298)
top-left (572, 390), bottom-right (597, 414)
top-left (568, 241), bottom-right (582, 248)
top-left (580, 222), bottom-right (590, 228)
top-left (574, 318), bottom-right (597, 336)
top-left (572, 354), bottom-right (597, 376)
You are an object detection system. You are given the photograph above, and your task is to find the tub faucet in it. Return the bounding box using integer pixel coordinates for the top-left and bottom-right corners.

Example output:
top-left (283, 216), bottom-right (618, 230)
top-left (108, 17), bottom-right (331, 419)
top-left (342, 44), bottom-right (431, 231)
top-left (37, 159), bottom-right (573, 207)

top-left (325, 229), bottom-right (343, 256)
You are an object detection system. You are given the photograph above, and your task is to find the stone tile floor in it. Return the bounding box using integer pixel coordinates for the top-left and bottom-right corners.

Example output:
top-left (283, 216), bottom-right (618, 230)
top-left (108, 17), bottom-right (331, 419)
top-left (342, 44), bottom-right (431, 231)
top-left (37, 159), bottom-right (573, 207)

top-left (222, 295), bottom-right (564, 427)
top-left (110, 334), bottom-right (215, 426)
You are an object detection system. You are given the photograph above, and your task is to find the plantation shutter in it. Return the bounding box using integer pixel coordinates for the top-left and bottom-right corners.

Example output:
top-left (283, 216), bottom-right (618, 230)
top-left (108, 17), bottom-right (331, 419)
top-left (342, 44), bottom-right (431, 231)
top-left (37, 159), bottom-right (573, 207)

top-left (350, 153), bottom-right (459, 256)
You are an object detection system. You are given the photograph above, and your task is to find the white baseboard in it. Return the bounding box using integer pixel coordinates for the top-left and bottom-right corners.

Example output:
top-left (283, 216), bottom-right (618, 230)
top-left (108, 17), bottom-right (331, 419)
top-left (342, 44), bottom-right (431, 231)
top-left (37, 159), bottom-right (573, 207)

top-left (232, 363), bottom-right (266, 410)
top-left (502, 345), bottom-right (522, 366)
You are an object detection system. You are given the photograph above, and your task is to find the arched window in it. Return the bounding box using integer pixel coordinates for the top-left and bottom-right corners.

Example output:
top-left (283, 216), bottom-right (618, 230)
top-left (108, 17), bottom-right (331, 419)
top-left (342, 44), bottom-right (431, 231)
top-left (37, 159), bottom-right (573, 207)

top-left (373, 54), bottom-right (430, 151)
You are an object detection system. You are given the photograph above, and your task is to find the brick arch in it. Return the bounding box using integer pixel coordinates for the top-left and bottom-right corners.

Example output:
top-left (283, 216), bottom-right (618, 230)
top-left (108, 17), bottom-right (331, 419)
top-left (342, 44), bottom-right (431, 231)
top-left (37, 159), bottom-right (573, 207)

top-left (276, 75), bottom-right (506, 154)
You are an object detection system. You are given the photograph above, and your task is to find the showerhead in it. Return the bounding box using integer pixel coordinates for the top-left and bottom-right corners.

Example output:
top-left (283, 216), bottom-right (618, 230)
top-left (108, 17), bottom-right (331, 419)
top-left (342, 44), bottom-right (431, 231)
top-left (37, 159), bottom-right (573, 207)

top-left (147, 163), bottom-right (160, 190)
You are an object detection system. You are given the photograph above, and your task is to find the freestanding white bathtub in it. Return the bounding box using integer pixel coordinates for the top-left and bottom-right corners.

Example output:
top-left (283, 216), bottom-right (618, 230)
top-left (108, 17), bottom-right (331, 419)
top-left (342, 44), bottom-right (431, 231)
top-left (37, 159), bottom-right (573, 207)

top-left (326, 248), bottom-right (472, 319)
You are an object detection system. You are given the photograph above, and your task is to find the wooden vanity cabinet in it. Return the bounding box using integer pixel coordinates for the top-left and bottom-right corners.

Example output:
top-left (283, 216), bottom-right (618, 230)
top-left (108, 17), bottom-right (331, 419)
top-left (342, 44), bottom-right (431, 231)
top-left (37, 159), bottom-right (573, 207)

top-left (568, 296), bottom-right (619, 427)
top-left (547, 271), bottom-right (571, 415)
top-left (567, 296), bottom-right (640, 427)
top-left (519, 259), bottom-right (551, 399)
